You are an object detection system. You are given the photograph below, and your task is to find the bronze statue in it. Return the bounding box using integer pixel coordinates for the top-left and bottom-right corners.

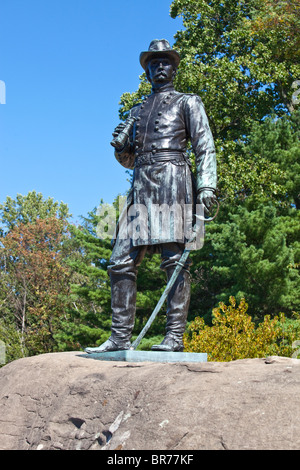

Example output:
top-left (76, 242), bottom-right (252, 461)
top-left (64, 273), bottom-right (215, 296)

top-left (86, 39), bottom-right (217, 353)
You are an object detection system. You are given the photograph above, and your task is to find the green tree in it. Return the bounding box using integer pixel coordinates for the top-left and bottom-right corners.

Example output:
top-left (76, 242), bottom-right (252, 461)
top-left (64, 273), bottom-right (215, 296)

top-left (247, 0), bottom-right (300, 69)
top-left (0, 319), bottom-right (24, 366)
top-left (0, 217), bottom-right (73, 356)
top-left (203, 205), bottom-right (299, 318)
top-left (189, 112), bottom-right (300, 322)
top-left (0, 190), bottom-right (70, 235)
top-left (242, 110), bottom-right (300, 209)
top-left (170, 0), bottom-right (299, 128)
top-left (0, 192), bottom-right (74, 359)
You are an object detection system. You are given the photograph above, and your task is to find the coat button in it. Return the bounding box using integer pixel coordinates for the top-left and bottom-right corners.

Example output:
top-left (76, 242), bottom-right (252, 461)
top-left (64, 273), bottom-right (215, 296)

top-left (158, 111), bottom-right (162, 116)
top-left (154, 127), bottom-right (159, 131)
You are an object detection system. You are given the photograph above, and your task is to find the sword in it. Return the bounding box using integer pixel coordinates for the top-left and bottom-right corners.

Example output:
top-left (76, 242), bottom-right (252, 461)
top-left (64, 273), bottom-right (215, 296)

top-left (130, 201), bottom-right (219, 350)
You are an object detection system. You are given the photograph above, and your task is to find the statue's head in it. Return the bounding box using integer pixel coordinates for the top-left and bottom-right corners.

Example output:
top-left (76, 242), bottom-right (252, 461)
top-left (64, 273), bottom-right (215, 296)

top-left (140, 39), bottom-right (180, 86)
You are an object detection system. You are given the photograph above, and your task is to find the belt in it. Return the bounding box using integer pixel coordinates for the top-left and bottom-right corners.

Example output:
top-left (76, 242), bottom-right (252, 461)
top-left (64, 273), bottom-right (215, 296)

top-left (134, 150), bottom-right (189, 167)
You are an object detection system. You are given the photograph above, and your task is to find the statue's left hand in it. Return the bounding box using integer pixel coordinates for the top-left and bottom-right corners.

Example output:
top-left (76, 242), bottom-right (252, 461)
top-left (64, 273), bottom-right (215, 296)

top-left (197, 189), bottom-right (216, 214)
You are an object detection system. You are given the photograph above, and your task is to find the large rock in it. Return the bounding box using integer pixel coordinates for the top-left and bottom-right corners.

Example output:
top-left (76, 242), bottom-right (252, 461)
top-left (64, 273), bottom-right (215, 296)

top-left (0, 352), bottom-right (299, 450)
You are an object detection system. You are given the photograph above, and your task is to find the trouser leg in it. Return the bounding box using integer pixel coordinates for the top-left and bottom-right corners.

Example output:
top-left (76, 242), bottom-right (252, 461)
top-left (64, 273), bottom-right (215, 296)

top-left (85, 234), bottom-right (147, 353)
top-left (109, 237), bottom-right (148, 347)
top-left (165, 265), bottom-right (191, 346)
top-left (152, 243), bottom-right (191, 352)
top-left (109, 269), bottom-right (137, 346)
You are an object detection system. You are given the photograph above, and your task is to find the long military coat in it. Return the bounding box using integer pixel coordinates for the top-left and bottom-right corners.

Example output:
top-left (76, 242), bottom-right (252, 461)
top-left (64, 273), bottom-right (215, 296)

top-left (115, 83), bottom-right (217, 247)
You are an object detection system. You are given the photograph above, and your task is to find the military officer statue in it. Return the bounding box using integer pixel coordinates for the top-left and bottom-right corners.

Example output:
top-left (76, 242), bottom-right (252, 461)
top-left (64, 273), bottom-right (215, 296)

top-left (86, 39), bottom-right (217, 353)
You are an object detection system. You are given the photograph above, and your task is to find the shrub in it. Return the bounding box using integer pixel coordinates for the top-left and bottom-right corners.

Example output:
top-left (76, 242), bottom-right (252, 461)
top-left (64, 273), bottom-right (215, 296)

top-left (183, 296), bottom-right (300, 361)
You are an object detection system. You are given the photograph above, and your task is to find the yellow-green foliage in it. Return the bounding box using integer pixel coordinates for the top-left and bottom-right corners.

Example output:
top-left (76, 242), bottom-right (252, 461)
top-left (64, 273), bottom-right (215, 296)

top-left (184, 296), bottom-right (300, 361)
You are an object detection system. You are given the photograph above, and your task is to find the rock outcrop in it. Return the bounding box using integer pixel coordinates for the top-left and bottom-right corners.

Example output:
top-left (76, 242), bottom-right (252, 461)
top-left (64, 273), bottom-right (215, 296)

top-left (0, 352), bottom-right (299, 450)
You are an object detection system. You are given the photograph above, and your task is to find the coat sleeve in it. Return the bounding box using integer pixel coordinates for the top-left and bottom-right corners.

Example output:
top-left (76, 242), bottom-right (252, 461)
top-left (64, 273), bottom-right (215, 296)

top-left (113, 105), bottom-right (140, 170)
top-left (184, 95), bottom-right (217, 193)
top-left (114, 128), bottom-right (135, 169)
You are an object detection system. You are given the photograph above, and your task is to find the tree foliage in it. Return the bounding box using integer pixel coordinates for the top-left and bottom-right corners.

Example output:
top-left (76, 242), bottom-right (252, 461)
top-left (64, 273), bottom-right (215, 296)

top-left (184, 296), bottom-right (300, 360)
top-left (0, 193), bottom-right (79, 360)
top-left (0, 216), bottom-right (73, 356)
top-left (0, 190), bottom-right (70, 235)
top-left (170, 0), bottom-right (299, 121)
top-left (248, 0), bottom-right (300, 64)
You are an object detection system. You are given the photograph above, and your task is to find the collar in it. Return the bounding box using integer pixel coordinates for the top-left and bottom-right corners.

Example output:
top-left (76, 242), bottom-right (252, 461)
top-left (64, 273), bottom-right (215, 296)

top-left (151, 83), bottom-right (175, 94)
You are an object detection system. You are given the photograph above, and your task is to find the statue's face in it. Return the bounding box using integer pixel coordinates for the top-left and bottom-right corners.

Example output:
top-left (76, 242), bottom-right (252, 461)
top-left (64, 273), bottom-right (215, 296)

top-left (147, 56), bottom-right (175, 85)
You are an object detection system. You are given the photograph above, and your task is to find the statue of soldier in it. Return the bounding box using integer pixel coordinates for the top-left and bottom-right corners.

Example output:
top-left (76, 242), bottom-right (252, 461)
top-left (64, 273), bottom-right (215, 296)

top-left (86, 39), bottom-right (217, 353)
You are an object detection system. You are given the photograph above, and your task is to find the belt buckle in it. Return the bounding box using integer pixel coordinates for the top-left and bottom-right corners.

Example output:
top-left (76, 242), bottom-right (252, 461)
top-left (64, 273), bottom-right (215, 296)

top-left (139, 154), bottom-right (147, 166)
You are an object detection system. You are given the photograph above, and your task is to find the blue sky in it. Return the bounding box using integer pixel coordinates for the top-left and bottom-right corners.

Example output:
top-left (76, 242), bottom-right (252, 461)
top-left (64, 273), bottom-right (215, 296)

top-left (0, 0), bottom-right (183, 223)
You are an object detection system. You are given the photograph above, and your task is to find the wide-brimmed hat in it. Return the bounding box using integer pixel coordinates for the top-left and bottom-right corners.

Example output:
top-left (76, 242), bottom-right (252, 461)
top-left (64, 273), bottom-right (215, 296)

top-left (139, 39), bottom-right (180, 70)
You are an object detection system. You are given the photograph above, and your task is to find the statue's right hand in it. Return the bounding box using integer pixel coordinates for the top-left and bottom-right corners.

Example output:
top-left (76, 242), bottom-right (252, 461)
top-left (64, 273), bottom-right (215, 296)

top-left (112, 122), bottom-right (126, 138)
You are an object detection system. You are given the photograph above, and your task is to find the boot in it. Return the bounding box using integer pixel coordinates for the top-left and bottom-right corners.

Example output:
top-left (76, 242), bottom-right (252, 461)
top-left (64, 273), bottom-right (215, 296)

top-left (85, 271), bottom-right (136, 353)
top-left (84, 337), bottom-right (129, 354)
top-left (151, 266), bottom-right (190, 352)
